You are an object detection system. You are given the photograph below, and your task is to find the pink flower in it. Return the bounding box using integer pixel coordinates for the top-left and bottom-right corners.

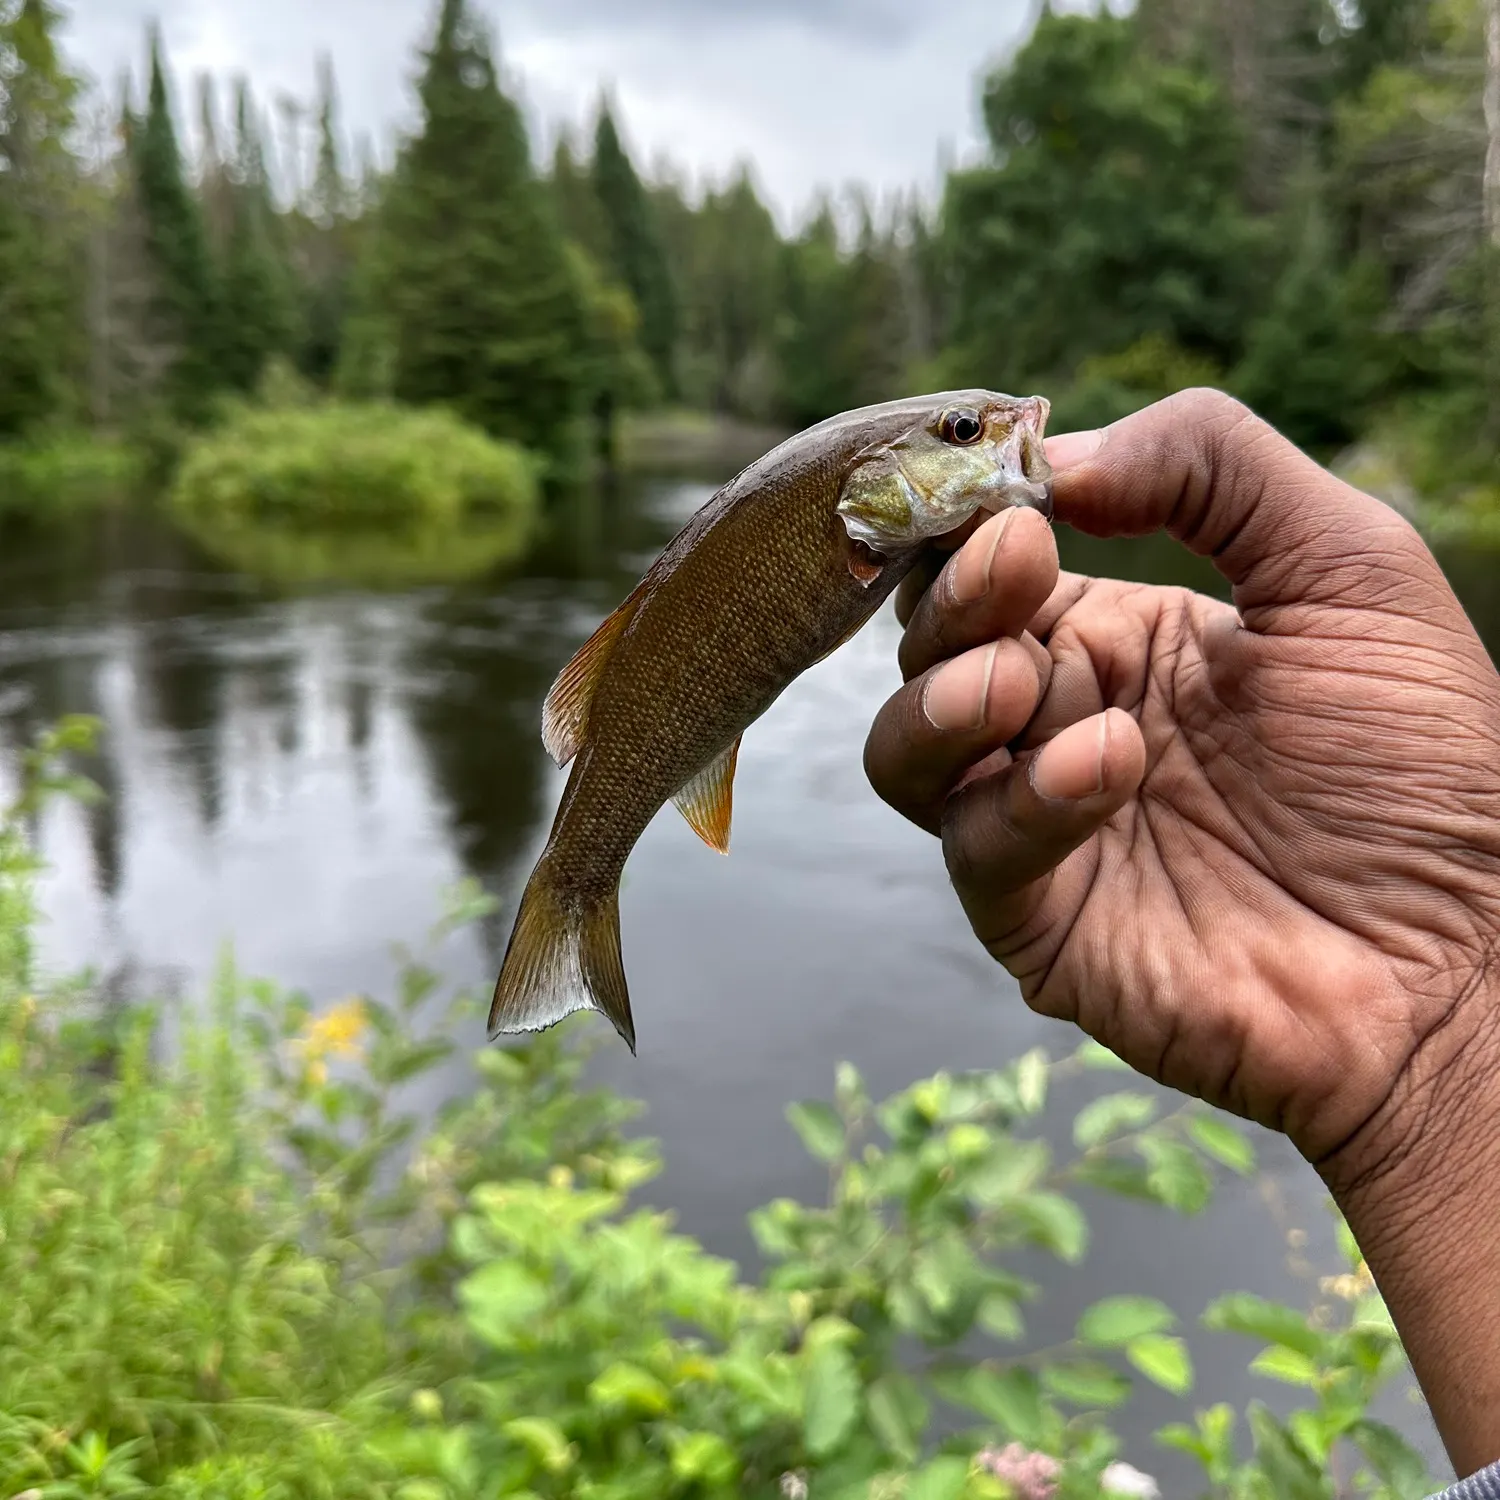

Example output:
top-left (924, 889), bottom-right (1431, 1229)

top-left (975, 1443), bottom-right (1061, 1500)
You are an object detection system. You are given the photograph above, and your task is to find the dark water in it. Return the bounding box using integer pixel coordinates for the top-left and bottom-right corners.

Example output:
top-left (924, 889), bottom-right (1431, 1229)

top-left (2, 479), bottom-right (1487, 1483)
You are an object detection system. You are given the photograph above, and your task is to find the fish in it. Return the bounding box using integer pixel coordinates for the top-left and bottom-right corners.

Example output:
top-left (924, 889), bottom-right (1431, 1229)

top-left (488, 390), bottom-right (1055, 1052)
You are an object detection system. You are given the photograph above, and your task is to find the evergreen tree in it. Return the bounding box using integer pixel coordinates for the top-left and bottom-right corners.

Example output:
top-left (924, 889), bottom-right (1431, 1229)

top-left (0, 0), bottom-right (84, 435)
top-left (549, 130), bottom-right (608, 260)
top-left (132, 26), bottom-right (220, 418)
top-left (219, 79), bottom-right (295, 391)
top-left (376, 0), bottom-right (588, 459)
top-left (591, 101), bottom-right (678, 396)
top-left (300, 56), bottom-right (353, 383)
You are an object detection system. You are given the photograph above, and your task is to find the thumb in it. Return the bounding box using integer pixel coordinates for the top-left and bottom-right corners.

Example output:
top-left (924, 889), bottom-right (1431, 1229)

top-left (1043, 387), bottom-right (1413, 622)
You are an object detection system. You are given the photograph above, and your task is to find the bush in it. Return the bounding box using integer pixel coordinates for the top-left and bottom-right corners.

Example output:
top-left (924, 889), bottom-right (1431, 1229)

top-left (0, 723), bottom-right (1440, 1500)
top-left (169, 397), bottom-right (542, 585)
top-left (0, 433), bottom-right (144, 518)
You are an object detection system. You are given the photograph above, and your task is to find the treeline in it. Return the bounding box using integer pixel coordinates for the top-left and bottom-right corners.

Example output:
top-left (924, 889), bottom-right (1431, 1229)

top-left (1, 0), bottom-right (1497, 490)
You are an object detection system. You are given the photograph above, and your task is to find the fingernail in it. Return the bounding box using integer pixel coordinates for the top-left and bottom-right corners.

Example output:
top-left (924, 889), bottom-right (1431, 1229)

top-left (923, 643), bottom-right (998, 731)
top-left (950, 510), bottom-right (1013, 604)
top-left (1032, 713), bottom-right (1110, 799)
top-left (1044, 427), bottom-right (1107, 472)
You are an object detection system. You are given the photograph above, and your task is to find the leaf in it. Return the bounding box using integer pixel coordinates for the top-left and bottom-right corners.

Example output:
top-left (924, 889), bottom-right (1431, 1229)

top-left (912, 1235), bottom-right (983, 1318)
top-left (1187, 1113), bottom-right (1257, 1175)
top-left (667, 1431), bottom-right (738, 1487)
top-left (1074, 1038), bottom-right (1132, 1070)
top-left (1139, 1136), bottom-right (1214, 1214)
top-left (1041, 1360), bottom-right (1132, 1409)
top-left (1072, 1156), bottom-right (1158, 1201)
top-left (1349, 1420), bottom-right (1435, 1500)
top-left (1246, 1403), bottom-right (1327, 1500)
top-left (502, 1418), bottom-right (574, 1474)
top-left (1077, 1295), bottom-right (1176, 1347)
top-left (1073, 1092), bottom-right (1158, 1150)
top-left (1202, 1293), bottom-right (1327, 1360)
top-left (458, 1262), bottom-right (548, 1347)
top-left (905, 1456), bottom-right (970, 1500)
top-left (803, 1342), bottom-right (861, 1458)
top-left (1014, 1048), bottom-right (1049, 1114)
top-left (1126, 1335), bottom-right (1193, 1395)
top-left (787, 1100), bottom-right (845, 1162)
top-left (1249, 1346), bottom-right (1320, 1388)
top-left (966, 1138), bottom-right (1051, 1205)
top-left (1012, 1191), bottom-right (1088, 1262)
top-left (835, 1061), bottom-right (869, 1117)
top-left (587, 1361), bottom-right (672, 1414)
top-left (930, 1365), bottom-right (1046, 1445)
top-left (977, 1290), bottom-right (1025, 1342)
top-left (866, 1373), bottom-right (927, 1462)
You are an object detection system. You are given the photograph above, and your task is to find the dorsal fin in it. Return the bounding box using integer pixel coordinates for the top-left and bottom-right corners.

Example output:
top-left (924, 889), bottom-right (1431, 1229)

top-left (542, 589), bottom-right (645, 767)
top-left (672, 736), bottom-right (741, 854)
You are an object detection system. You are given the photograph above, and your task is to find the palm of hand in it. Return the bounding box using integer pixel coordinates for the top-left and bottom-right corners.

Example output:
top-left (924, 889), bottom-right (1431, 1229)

top-left (996, 567), bottom-right (1500, 1165)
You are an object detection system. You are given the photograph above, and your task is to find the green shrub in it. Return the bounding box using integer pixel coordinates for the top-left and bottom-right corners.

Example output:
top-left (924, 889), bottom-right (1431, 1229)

top-left (172, 401), bottom-right (539, 529)
top-left (0, 723), bottom-right (1440, 1499)
top-left (0, 434), bottom-right (144, 517)
top-left (169, 399), bottom-right (542, 585)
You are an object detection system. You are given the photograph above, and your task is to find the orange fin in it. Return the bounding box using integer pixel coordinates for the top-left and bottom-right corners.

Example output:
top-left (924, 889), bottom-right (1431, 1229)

top-left (672, 736), bottom-right (741, 854)
top-left (542, 590), bottom-right (644, 768)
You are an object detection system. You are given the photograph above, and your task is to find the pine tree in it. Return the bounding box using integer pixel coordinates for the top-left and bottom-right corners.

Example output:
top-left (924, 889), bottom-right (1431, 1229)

top-left (300, 55), bottom-right (352, 383)
top-left (591, 101), bottom-right (678, 396)
top-left (376, 0), bottom-right (588, 459)
top-left (132, 25), bottom-right (220, 418)
top-left (0, 0), bottom-right (84, 434)
top-left (220, 79), bottom-right (295, 391)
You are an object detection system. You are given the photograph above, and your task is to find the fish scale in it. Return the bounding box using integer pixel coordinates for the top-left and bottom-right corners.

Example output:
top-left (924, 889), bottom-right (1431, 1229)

top-left (489, 389), bottom-right (1054, 1052)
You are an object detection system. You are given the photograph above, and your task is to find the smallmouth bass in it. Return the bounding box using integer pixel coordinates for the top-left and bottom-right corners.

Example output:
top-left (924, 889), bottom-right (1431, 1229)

top-left (489, 391), bottom-right (1054, 1050)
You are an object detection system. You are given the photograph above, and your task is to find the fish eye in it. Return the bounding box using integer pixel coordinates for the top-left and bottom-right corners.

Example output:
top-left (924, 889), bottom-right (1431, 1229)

top-left (940, 409), bottom-right (984, 445)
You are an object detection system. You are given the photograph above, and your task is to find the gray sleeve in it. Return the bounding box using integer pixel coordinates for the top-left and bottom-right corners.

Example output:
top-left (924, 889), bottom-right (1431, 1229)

top-left (1433, 1463), bottom-right (1500, 1499)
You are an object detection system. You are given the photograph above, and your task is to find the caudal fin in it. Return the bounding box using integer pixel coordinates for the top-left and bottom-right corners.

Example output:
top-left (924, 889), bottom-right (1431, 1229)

top-left (488, 858), bottom-right (636, 1053)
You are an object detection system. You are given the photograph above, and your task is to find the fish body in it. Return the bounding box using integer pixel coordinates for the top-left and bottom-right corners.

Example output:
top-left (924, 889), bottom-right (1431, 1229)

top-left (489, 390), bottom-right (1054, 1050)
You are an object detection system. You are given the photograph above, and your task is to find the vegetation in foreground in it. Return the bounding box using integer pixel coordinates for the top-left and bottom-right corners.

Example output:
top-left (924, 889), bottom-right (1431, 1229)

top-left (0, 720), bottom-right (1441, 1499)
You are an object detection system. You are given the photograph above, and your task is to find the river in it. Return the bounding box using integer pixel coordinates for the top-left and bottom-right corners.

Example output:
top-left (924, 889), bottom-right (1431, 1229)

top-left (2, 470), bottom-right (1487, 1486)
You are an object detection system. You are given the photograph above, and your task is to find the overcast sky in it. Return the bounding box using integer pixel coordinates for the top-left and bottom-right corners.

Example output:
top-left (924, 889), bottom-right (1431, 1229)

top-left (59, 0), bottom-right (1068, 229)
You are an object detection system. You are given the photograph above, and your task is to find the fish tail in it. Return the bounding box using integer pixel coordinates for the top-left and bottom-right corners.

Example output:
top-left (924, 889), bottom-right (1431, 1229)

top-left (488, 854), bottom-right (635, 1054)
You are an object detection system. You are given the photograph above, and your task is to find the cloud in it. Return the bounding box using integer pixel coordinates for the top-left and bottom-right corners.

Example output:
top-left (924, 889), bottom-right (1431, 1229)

top-left (59, 0), bottom-right (1044, 221)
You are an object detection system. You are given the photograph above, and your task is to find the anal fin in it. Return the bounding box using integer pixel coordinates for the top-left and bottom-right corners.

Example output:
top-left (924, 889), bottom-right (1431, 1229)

top-left (672, 736), bottom-right (741, 854)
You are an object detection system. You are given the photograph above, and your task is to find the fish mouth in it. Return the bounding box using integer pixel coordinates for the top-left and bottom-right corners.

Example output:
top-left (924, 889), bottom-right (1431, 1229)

top-left (989, 396), bottom-right (1054, 522)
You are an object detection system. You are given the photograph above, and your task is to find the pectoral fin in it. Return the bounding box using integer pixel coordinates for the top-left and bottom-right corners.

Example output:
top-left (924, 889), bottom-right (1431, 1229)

top-left (672, 736), bottom-right (741, 854)
top-left (542, 587), bottom-right (645, 767)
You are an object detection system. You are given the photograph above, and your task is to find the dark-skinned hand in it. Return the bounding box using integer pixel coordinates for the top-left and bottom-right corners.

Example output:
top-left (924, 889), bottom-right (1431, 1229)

top-left (864, 388), bottom-right (1500, 1475)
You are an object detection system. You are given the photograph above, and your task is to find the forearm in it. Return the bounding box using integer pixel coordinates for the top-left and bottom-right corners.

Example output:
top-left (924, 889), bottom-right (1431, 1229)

top-left (1320, 983), bottom-right (1500, 1477)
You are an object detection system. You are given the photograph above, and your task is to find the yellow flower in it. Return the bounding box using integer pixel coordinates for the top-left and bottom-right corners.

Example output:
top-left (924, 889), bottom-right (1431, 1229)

top-left (297, 997), bottom-right (368, 1061)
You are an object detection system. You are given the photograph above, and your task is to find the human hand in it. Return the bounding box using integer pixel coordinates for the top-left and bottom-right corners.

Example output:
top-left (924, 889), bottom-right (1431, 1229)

top-left (864, 388), bottom-right (1500, 1470)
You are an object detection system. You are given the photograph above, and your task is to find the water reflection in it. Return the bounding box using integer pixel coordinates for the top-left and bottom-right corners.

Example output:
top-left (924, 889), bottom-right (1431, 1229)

top-left (0, 482), bottom-right (1471, 1479)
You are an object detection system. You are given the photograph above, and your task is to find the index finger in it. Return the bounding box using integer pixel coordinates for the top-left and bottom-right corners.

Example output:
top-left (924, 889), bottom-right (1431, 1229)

top-left (1043, 388), bottom-right (1416, 625)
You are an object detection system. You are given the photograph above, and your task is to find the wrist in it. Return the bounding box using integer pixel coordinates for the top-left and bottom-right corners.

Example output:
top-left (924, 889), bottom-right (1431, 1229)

top-left (1317, 958), bottom-right (1500, 1476)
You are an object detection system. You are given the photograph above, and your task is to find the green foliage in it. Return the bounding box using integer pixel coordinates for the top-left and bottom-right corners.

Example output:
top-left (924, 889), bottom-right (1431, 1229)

top-left (592, 102), bottom-right (678, 397)
top-left (372, 0), bottom-right (589, 466)
top-left (132, 28), bottom-right (221, 421)
top-left (169, 387), bottom-right (540, 585)
top-left (940, 9), bottom-right (1263, 392)
top-left (0, 0), bottom-right (84, 437)
top-left (0, 433), bottom-right (143, 516)
top-left (0, 741), bottom-right (1441, 1498)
